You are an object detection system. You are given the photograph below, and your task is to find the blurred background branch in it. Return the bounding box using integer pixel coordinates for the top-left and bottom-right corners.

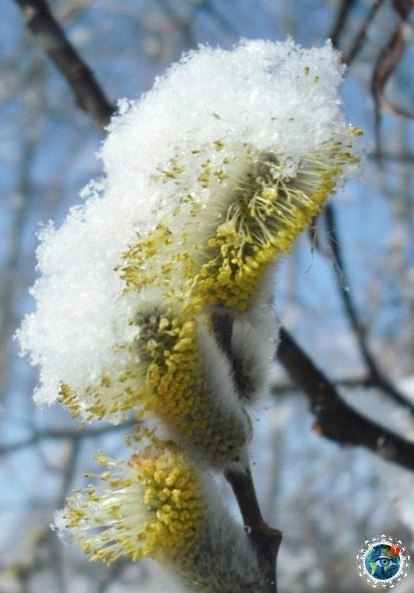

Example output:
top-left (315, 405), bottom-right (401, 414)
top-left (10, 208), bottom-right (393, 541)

top-left (14, 0), bottom-right (114, 130)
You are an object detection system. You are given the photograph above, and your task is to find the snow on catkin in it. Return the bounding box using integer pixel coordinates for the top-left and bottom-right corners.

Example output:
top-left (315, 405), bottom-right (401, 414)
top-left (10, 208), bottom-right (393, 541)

top-left (17, 39), bottom-right (358, 406)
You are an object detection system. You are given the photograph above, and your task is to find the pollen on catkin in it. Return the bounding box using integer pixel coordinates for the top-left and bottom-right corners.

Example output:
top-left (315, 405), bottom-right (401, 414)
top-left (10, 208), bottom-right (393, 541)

top-left (57, 297), bottom-right (251, 467)
top-left (134, 303), bottom-right (251, 467)
top-left (190, 140), bottom-right (360, 309)
top-left (55, 436), bottom-right (268, 593)
top-left (16, 39), bottom-right (360, 407)
top-left (54, 439), bottom-right (204, 565)
top-left (122, 137), bottom-right (360, 312)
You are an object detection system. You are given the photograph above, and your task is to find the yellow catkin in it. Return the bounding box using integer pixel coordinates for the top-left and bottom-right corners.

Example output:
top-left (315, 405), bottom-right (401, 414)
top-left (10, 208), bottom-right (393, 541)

top-left (136, 308), bottom-right (248, 466)
top-left (57, 306), bottom-right (249, 466)
top-left (59, 383), bottom-right (81, 418)
top-left (120, 133), bottom-right (360, 312)
top-left (59, 135), bottom-right (360, 423)
top-left (58, 362), bottom-right (146, 422)
top-left (61, 441), bottom-right (204, 566)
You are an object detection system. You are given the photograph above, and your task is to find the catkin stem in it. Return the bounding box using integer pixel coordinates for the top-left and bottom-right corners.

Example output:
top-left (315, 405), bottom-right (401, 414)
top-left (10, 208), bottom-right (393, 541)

top-left (225, 465), bottom-right (282, 593)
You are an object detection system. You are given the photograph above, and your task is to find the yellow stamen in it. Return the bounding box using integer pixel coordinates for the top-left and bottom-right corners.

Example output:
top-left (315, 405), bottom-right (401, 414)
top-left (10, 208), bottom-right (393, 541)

top-left (61, 440), bottom-right (204, 566)
top-left (135, 307), bottom-right (248, 466)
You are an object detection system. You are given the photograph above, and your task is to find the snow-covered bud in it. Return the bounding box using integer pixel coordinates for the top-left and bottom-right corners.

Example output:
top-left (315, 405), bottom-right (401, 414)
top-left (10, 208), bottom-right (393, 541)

top-left (123, 136), bottom-right (360, 312)
top-left (120, 40), bottom-right (361, 312)
top-left (190, 138), bottom-right (359, 310)
top-left (17, 39), bottom-right (360, 413)
top-left (55, 438), bottom-right (267, 592)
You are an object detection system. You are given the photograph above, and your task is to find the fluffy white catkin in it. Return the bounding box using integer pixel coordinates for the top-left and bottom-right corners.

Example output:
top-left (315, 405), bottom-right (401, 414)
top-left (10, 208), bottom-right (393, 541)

top-left (180, 516), bottom-right (268, 593)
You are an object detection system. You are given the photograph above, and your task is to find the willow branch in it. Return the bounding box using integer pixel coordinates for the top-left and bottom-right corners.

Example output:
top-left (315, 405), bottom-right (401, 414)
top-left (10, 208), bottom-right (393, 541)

top-left (329, 0), bottom-right (357, 49)
top-left (15, 9), bottom-right (414, 590)
top-left (277, 327), bottom-right (414, 471)
top-left (14, 0), bottom-right (114, 131)
top-left (211, 310), bottom-right (282, 592)
top-left (225, 466), bottom-right (282, 593)
top-left (342, 0), bottom-right (386, 65)
top-left (324, 203), bottom-right (414, 415)
top-left (13, 14), bottom-right (283, 588)
top-left (0, 420), bottom-right (134, 456)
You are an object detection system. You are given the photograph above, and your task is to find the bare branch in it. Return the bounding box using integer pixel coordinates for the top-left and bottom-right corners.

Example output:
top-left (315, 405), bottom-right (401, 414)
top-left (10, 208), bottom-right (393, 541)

top-left (391, 0), bottom-right (414, 22)
top-left (271, 373), bottom-right (399, 395)
top-left (0, 420), bottom-right (134, 456)
top-left (343, 0), bottom-right (386, 65)
top-left (329, 0), bottom-right (357, 49)
top-left (368, 150), bottom-right (414, 164)
top-left (225, 466), bottom-right (282, 593)
top-left (277, 327), bottom-right (414, 471)
top-left (371, 25), bottom-right (404, 156)
top-left (14, 0), bottom-right (115, 131)
top-left (324, 203), bottom-right (414, 414)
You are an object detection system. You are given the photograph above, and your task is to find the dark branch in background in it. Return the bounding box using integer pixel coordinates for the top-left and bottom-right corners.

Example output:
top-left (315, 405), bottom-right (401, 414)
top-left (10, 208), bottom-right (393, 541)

top-left (324, 204), bottom-right (414, 415)
top-left (271, 373), bottom-right (408, 395)
top-left (392, 0), bottom-right (414, 20)
top-left (371, 25), bottom-right (404, 158)
top-left (369, 1), bottom-right (412, 157)
top-left (342, 0), bottom-right (386, 65)
top-left (372, 14), bottom-right (414, 119)
top-left (0, 420), bottom-right (135, 456)
top-left (367, 150), bottom-right (414, 164)
top-left (334, 0), bottom-right (414, 157)
top-left (329, 0), bottom-right (358, 49)
top-left (326, 0), bottom-right (414, 421)
top-left (14, 0), bottom-right (114, 131)
top-left (277, 327), bottom-right (414, 471)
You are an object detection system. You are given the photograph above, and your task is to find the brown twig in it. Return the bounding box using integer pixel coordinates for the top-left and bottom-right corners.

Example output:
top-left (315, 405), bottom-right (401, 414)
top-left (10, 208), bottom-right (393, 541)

top-left (225, 466), bottom-right (282, 593)
top-left (0, 420), bottom-right (135, 456)
top-left (271, 373), bottom-right (398, 395)
top-left (324, 203), bottom-right (414, 415)
top-left (329, 0), bottom-right (358, 49)
top-left (371, 24), bottom-right (404, 157)
top-left (14, 0), bottom-right (114, 131)
top-left (277, 327), bottom-right (414, 471)
top-left (342, 0), bottom-right (386, 65)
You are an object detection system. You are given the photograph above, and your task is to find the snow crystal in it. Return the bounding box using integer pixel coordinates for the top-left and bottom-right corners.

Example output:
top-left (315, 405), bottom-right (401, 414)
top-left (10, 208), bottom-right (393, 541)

top-left (17, 39), bottom-right (355, 405)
